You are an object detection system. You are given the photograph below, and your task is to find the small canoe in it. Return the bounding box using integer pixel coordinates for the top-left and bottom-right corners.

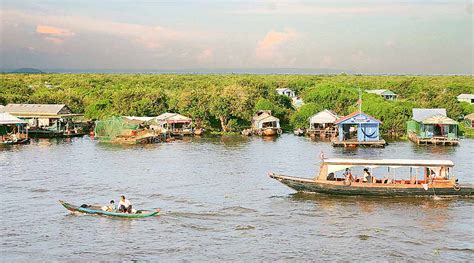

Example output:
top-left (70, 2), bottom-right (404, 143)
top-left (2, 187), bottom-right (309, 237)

top-left (59, 200), bottom-right (160, 218)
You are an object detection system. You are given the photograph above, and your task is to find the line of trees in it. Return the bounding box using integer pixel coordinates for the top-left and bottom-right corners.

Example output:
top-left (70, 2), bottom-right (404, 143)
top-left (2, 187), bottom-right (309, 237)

top-left (1, 74), bottom-right (473, 137)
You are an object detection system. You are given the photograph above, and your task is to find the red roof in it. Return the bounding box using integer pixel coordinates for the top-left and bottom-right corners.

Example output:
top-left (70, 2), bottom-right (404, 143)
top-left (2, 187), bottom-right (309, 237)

top-left (334, 111), bottom-right (382, 124)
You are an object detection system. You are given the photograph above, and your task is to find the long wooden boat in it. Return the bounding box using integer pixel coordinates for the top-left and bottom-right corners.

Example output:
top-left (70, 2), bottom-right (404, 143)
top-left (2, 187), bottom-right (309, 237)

top-left (59, 200), bottom-right (161, 218)
top-left (269, 158), bottom-right (473, 197)
top-left (1, 138), bottom-right (30, 145)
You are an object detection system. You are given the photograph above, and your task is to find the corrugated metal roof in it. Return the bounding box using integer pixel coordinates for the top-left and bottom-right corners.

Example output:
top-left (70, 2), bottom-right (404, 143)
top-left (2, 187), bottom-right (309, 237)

top-left (309, 109), bottom-right (339, 124)
top-left (422, 115), bottom-right (458, 125)
top-left (156, 112), bottom-right (191, 122)
top-left (412, 108), bottom-right (446, 122)
top-left (366, 89), bottom-right (396, 96)
top-left (0, 112), bottom-right (25, 125)
top-left (457, 94), bottom-right (474, 99)
top-left (334, 111), bottom-right (382, 124)
top-left (465, 112), bottom-right (474, 120)
top-left (252, 110), bottom-right (272, 121)
top-left (4, 104), bottom-right (72, 116)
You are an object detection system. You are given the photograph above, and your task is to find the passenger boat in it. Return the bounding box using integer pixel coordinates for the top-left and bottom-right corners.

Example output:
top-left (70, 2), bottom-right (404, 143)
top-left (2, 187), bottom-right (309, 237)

top-left (269, 158), bottom-right (473, 197)
top-left (59, 200), bottom-right (161, 218)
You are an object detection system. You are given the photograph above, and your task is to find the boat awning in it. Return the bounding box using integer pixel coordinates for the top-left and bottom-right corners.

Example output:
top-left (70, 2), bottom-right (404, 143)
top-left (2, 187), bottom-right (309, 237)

top-left (322, 158), bottom-right (454, 167)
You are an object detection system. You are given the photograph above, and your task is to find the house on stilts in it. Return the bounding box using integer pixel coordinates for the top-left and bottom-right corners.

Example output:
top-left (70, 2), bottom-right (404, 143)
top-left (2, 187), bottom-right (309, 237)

top-left (332, 111), bottom-right (385, 148)
top-left (0, 111), bottom-right (29, 145)
top-left (154, 112), bottom-right (193, 137)
top-left (306, 110), bottom-right (339, 139)
top-left (407, 108), bottom-right (459, 146)
top-left (3, 104), bottom-right (85, 138)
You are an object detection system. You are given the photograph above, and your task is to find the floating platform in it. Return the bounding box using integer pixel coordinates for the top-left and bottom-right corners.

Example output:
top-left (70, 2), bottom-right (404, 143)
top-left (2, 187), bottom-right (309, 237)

top-left (408, 132), bottom-right (459, 146)
top-left (307, 129), bottom-right (338, 139)
top-left (27, 129), bottom-right (85, 138)
top-left (332, 139), bottom-right (386, 148)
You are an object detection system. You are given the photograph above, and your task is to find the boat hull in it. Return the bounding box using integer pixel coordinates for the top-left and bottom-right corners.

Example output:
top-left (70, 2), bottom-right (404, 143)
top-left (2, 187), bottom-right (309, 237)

top-left (269, 173), bottom-right (473, 197)
top-left (59, 200), bottom-right (160, 218)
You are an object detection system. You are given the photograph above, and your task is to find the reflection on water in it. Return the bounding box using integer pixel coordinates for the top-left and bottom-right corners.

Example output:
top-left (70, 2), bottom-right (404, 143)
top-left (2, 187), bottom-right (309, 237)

top-left (1, 135), bottom-right (473, 261)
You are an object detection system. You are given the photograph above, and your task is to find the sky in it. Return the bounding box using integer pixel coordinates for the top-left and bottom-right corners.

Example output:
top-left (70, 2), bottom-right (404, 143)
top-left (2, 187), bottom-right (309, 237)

top-left (0, 0), bottom-right (473, 74)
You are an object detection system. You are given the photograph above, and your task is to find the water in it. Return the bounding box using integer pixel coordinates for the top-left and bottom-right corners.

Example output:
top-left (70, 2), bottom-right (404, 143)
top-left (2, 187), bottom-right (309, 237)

top-left (1, 135), bottom-right (473, 261)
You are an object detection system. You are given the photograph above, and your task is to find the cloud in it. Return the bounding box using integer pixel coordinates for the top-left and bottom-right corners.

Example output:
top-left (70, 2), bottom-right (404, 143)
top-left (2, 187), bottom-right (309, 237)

top-left (36, 25), bottom-right (75, 44)
top-left (255, 28), bottom-right (299, 60)
top-left (36, 25), bottom-right (74, 36)
top-left (6, 9), bottom-right (207, 52)
top-left (319, 55), bottom-right (334, 68)
top-left (196, 48), bottom-right (214, 62)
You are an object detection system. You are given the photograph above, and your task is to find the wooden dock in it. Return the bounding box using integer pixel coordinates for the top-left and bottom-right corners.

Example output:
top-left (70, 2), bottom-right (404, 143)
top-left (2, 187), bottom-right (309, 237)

top-left (408, 132), bottom-right (459, 146)
top-left (307, 128), bottom-right (338, 139)
top-left (332, 139), bottom-right (386, 148)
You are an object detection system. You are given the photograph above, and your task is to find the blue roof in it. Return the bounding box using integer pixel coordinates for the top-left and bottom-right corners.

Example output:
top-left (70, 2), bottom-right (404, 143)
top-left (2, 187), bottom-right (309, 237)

top-left (335, 111), bottom-right (382, 125)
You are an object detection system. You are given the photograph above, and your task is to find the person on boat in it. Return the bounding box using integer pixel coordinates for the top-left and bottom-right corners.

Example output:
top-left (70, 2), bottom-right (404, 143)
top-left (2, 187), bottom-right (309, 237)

top-left (106, 200), bottom-right (117, 212)
top-left (363, 168), bottom-right (371, 183)
top-left (118, 195), bottom-right (133, 213)
top-left (343, 168), bottom-right (353, 182)
top-left (327, 172), bottom-right (335, 181)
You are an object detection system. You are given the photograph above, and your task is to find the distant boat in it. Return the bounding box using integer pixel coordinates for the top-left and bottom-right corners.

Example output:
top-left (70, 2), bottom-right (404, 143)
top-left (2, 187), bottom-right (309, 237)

top-left (59, 200), bottom-right (161, 218)
top-left (269, 158), bottom-right (473, 197)
top-left (293, 128), bottom-right (305, 136)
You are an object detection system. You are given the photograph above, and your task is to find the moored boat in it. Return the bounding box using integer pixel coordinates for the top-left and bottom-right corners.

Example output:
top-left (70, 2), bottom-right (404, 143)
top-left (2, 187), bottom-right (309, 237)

top-left (59, 200), bottom-right (160, 218)
top-left (293, 128), bottom-right (305, 136)
top-left (261, 127), bottom-right (281, 136)
top-left (269, 158), bottom-right (473, 197)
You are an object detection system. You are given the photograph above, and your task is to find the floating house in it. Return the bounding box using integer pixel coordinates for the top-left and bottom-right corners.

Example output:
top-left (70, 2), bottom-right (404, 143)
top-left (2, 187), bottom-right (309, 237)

top-left (94, 116), bottom-right (164, 144)
top-left (154, 112), bottom-right (193, 136)
top-left (307, 110), bottom-right (339, 139)
top-left (276, 88), bottom-right (303, 108)
top-left (332, 111), bottom-right (385, 147)
top-left (0, 112), bottom-right (29, 145)
top-left (3, 104), bottom-right (84, 138)
top-left (276, 88), bottom-right (296, 98)
top-left (407, 108), bottom-right (459, 146)
top-left (365, 89), bottom-right (397, 100)
top-left (457, 94), bottom-right (474, 104)
top-left (464, 113), bottom-right (474, 128)
top-left (245, 110), bottom-right (281, 136)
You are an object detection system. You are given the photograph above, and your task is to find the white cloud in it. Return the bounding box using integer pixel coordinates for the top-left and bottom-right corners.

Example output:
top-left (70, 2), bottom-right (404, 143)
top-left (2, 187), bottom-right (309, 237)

top-left (255, 28), bottom-right (299, 60)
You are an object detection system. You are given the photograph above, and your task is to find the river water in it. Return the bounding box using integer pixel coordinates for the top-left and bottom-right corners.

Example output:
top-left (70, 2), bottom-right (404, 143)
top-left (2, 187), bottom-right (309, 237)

top-left (1, 135), bottom-right (473, 261)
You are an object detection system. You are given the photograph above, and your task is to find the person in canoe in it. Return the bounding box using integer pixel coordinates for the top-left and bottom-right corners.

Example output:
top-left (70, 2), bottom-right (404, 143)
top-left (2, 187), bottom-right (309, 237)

top-left (101, 200), bottom-right (117, 212)
top-left (118, 195), bottom-right (132, 213)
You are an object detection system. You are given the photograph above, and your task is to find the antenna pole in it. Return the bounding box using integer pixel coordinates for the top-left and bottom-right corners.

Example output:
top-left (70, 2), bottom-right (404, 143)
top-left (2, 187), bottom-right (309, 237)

top-left (358, 88), bottom-right (362, 113)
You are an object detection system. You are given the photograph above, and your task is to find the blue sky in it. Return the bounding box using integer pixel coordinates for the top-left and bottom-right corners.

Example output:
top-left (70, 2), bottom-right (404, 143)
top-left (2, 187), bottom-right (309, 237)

top-left (0, 0), bottom-right (472, 74)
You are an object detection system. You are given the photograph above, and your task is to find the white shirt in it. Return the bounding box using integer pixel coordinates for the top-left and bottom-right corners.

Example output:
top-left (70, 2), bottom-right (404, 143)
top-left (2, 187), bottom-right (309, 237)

top-left (119, 199), bottom-right (131, 208)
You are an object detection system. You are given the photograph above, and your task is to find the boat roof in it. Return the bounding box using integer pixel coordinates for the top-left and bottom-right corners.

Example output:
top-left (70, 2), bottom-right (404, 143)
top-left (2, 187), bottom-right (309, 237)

top-left (322, 158), bottom-right (454, 167)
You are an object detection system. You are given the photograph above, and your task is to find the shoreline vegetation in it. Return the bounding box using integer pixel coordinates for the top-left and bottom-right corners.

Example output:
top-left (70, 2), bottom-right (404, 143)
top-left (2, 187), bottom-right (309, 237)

top-left (1, 74), bottom-right (473, 138)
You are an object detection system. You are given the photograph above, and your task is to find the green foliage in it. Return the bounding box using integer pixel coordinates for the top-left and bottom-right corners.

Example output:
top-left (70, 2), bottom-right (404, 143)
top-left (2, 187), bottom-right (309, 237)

top-left (302, 84), bottom-right (358, 115)
top-left (1, 73), bottom-right (473, 136)
top-left (290, 103), bottom-right (323, 128)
